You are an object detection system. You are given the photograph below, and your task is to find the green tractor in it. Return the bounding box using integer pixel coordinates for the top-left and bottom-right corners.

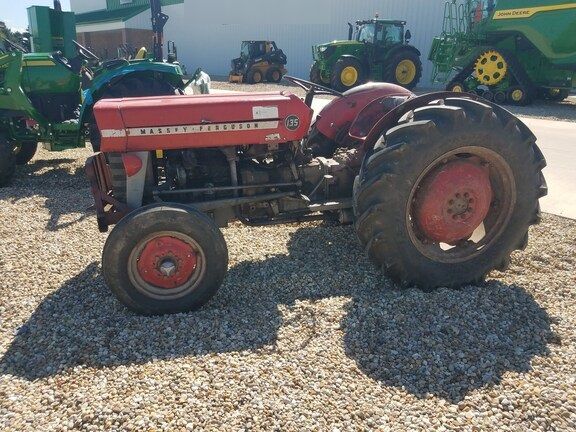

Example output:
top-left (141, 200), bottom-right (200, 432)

top-left (429, 0), bottom-right (576, 105)
top-left (310, 17), bottom-right (423, 91)
top-left (0, 1), bottom-right (187, 186)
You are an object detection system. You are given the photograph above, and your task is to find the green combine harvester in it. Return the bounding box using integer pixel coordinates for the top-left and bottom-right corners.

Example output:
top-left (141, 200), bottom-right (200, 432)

top-left (429, 0), bottom-right (576, 104)
top-left (0, 1), bottom-right (187, 186)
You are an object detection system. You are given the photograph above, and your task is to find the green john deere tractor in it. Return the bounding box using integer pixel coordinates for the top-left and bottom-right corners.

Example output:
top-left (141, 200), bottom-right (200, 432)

top-left (0, 1), bottom-right (187, 187)
top-left (429, 0), bottom-right (576, 105)
top-left (310, 17), bottom-right (423, 91)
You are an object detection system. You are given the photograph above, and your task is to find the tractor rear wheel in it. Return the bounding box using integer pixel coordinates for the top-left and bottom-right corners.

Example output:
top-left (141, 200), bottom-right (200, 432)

top-left (383, 51), bottom-right (422, 89)
top-left (0, 134), bottom-right (16, 187)
top-left (331, 57), bottom-right (365, 92)
top-left (14, 140), bottom-right (38, 165)
top-left (354, 97), bottom-right (546, 288)
top-left (102, 203), bottom-right (229, 315)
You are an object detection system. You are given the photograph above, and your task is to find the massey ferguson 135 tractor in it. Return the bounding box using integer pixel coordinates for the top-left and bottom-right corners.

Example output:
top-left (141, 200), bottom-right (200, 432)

top-left (87, 76), bottom-right (546, 315)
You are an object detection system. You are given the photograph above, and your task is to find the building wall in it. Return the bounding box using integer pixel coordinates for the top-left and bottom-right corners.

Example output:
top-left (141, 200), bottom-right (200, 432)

top-left (161, 0), bottom-right (445, 86)
top-left (78, 28), bottom-right (153, 59)
top-left (71, 0), bottom-right (107, 14)
top-left (72, 0), bottom-right (446, 86)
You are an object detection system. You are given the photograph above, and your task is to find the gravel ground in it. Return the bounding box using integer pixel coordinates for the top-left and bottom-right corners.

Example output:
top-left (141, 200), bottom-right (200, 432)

top-left (211, 80), bottom-right (576, 122)
top-left (0, 147), bottom-right (575, 431)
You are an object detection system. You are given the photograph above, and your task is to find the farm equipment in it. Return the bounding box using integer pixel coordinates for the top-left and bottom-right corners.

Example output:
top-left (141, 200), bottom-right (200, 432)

top-left (229, 41), bottom-right (287, 84)
top-left (310, 16), bottom-right (422, 91)
top-left (87, 76), bottom-right (547, 315)
top-left (429, 0), bottom-right (576, 104)
top-left (0, 0), bottom-right (189, 187)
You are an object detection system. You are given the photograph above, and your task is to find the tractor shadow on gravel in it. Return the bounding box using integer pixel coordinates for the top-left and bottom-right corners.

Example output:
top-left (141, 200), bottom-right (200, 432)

top-left (1, 157), bottom-right (92, 231)
top-left (0, 225), bottom-right (554, 403)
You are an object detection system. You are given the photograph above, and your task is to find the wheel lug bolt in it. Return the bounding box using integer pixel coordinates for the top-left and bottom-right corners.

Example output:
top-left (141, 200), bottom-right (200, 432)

top-left (464, 192), bottom-right (469, 198)
top-left (456, 193), bottom-right (461, 198)
top-left (449, 199), bottom-right (454, 205)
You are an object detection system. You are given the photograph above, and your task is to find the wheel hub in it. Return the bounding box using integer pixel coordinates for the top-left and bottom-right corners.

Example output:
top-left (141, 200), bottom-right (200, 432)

top-left (396, 60), bottom-right (417, 85)
top-left (341, 66), bottom-right (358, 86)
top-left (414, 160), bottom-right (493, 245)
top-left (475, 50), bottom-right (507, 86)
top-left (137, 236), bottom-right (198, 289)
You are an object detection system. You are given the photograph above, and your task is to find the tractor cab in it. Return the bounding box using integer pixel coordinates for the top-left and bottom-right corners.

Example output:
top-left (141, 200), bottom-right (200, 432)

top-left (351, 19), bottom-right (411, 48)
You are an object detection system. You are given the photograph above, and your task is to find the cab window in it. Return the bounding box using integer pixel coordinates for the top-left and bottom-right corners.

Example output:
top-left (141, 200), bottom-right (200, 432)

top-left (356, 24), bottom-right (375, 43)
top-left (379, 24), bottom-right (403, 44)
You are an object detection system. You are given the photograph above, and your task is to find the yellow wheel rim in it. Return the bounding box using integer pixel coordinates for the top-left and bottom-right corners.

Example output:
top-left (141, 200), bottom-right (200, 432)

top-left (253, 71), bottom-right (262, 83)
top-left (549, 88), bottom-right (561, 96)
top-left (451, 84), bottom-right (464, 92)
top-left (475, 50), bottom-right (507, 85)
top-left (511, 89), bottom-right (524, 102)
top-left (395, 60), bottom-right (417, 85)
top-left (272, 71), bottom-right (280, 81)
top-left (340, 66), bottom-right (359, 87)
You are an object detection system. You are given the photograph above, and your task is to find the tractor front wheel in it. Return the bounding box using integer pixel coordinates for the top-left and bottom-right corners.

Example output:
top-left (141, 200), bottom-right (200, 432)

top-left (331, 58), bottom-right (365, 92)
top-left (354, 97), bottom-right (546, 288)
top-left (0, 134), bottom-right (16, 187)
top-left (102, 203), bottom-right (229, 315)
top-left (383, 51), bottom-right (422, 89)
top-left (14, 141), bottom-right (38, 165)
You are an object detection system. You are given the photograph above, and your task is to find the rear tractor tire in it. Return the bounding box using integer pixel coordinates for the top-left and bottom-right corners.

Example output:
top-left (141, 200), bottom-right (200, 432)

top-left (354, 97), bottom-right (546, 288)
top-left (14, 140), bottom-right (38, 165)
top-left (331, 57), bottom-right (365, 92)
top-left (102, 204), bottom-right (229, 315)
top-left (383, 50), bottom-right (422, 90)
top-left (0, 134), bottom-right (16, 187)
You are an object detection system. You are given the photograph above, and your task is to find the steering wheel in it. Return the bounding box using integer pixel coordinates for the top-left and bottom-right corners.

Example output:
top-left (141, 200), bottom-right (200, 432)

top-left (283, 75), bottom-right (343, 107)
top-left (72, 40), bottom-right (100, 62)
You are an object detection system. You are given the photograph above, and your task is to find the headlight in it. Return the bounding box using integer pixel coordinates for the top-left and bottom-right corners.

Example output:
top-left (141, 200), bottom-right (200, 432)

top-left (319, 46), bottom-right (328, 53)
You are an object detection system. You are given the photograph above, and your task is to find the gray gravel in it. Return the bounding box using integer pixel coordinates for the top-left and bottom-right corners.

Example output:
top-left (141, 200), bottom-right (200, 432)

top-left (1, 146), bottom-right (575, 431)
top-left (211, 80), bottom-right (576, 122)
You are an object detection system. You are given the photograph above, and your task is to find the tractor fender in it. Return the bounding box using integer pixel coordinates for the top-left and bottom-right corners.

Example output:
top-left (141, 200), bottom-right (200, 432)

top-left (384, 44), bottom-right (421, 61)
top-left (352, 91), bottom-right (535, 155)
top-left (79, 61), bottom-right (184, 125)
top-left (315, 82), bottom-right (412, 142)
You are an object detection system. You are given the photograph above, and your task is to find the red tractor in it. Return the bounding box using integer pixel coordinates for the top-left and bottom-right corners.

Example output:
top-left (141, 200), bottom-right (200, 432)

top-left (87, 76), bottom-right (546, 315)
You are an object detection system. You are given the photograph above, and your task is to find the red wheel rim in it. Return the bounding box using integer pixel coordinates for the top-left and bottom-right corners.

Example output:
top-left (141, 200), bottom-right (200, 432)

top-left (128, 231), bottom-right (206, 300)
top-left (137, 236), bottom-right (198, 289)
top-left (414, 160), bottom-right (492, 245)
top-left (407, 147), bottom-right (516, 263)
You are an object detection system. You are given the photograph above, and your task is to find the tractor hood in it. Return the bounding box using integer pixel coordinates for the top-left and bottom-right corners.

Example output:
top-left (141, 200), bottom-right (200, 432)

top-left (314, 40), bottom-right (363, 59)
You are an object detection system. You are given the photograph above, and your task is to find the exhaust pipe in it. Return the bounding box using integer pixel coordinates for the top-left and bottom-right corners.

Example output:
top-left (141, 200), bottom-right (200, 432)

top-left (54, 1), bottom-right (62, 12)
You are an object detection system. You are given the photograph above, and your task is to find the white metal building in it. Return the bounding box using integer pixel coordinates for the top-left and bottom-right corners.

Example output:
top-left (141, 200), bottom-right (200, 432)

top-left (71, 0), bottom-right (446, 86)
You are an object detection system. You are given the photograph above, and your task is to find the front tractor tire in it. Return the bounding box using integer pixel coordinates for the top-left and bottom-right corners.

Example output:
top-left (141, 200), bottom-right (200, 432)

top-left (383, 50), bottom-right (422, 90)
top-left (354, 98), bottom-right (546, 288)
top-left (102, 204), bottom-right (229, 315)
top-left (331, 57), bottom-right (365, 92)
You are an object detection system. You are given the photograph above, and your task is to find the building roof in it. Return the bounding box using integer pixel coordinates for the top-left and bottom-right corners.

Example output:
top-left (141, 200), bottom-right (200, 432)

top-left (75, 6), bottom-right (148, 25)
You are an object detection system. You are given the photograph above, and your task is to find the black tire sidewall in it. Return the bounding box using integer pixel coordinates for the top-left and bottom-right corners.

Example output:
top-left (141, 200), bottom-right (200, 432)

top-left (331, 58), bottom-right (365, 91)
top-left (102, 204), bottom-right (229, 315)
top-left (357, 119), bottom-right (539, 287)
top-left (384, 50), bottom-right (422, 89)
top-left (266, 67), bottom-right (282, 83)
